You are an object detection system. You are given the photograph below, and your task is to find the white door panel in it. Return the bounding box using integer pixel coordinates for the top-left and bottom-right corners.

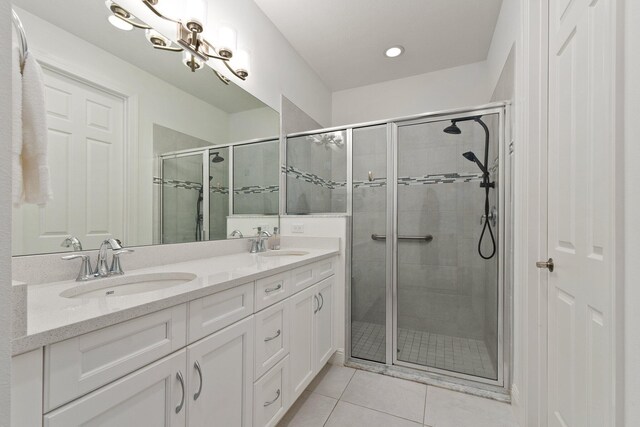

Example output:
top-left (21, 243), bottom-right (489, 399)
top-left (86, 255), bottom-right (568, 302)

top-left (547, 0), bottom-right (615, 425)
top-left (13, 67), bottom-right (125, 254)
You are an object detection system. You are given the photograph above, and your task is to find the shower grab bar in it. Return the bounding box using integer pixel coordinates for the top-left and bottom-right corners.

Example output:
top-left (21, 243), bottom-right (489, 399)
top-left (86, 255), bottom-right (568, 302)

top-left (371, 234), bottom-right (433, 242)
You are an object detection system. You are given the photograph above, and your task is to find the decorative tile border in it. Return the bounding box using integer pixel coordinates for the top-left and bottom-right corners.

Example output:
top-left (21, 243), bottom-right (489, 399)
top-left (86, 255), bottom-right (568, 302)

top-left (284, 166), bottom-right (485, 190)
top-left (154, 177), bottom-right (278, 195)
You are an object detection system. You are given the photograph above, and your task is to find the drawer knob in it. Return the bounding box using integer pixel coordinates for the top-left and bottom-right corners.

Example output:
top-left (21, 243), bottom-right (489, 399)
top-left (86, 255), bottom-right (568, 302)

top-left (264, 389), bottom-right (281, 407)
top-left (264, 329), bottom-right (281, 342)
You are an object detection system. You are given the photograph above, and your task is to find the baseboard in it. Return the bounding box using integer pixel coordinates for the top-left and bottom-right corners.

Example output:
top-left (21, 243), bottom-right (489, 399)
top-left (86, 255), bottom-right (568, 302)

top-left (329, 348), bottom-right (345, 366)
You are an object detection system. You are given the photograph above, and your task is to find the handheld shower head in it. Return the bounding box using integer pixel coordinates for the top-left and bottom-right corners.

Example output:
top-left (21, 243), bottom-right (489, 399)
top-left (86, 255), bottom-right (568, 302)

top-left (211, 152), bottom-right (225, 163)
top-left (462, 151), bottom-right (488, 175)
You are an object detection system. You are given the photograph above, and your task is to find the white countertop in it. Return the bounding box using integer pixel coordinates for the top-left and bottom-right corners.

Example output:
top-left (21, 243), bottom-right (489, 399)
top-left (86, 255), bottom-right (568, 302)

top-left (12, 247), bottom-right (338, 356)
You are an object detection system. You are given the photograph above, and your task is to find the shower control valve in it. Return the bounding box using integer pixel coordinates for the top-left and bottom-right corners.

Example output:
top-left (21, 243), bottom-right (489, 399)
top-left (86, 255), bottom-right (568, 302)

top-left (481, 207), bottom-right (498, 227)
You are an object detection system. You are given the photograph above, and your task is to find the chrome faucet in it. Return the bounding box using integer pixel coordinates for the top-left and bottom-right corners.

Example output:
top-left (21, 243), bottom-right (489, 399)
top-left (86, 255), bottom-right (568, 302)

top-left (250, 227), bottom-right (272, 253)
top-left (95, 238), bottom-right (122, 277)
top-left (229, 229), bottom-right (243, 238)
top-left (62, 238), bottom-right (134, 282)
top-left (61, 236), bottom-right (83, 251)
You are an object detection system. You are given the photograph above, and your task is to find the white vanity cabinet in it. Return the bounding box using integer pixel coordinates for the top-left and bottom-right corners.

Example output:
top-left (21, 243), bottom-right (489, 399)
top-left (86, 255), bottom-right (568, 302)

top-left (288, 276), bottom-right (336, 402)
top-left (187, 316), bottom-right (254, 427)
top-left (44, 350), bottom-right (187, 427)
top-left (11, 255), bottom-right (338, 427)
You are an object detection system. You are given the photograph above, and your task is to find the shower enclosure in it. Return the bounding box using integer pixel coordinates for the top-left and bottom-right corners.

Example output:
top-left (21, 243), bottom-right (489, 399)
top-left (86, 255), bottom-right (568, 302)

top-left (286, 103), bottom-right (510, 392)
top-left (157, 138), bottom-right (278, 244)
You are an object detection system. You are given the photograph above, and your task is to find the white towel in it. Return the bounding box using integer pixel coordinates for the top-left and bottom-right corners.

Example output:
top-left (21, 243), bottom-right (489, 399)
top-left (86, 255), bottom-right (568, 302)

top-left (11, 45), bottom-right (23, 206)
top-left (21, 51), bottom-right (52, 205)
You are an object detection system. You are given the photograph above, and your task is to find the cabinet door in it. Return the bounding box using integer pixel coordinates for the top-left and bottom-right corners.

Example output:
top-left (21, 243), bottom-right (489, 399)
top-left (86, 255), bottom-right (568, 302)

top-left (287, 285), bottom-right (316, 402)
top-left (44, 350), bottom-right (187, 427)
top-left (315, 277), bottom-right (335, 370)
top-left (187, 316), bottom-right (254, 427)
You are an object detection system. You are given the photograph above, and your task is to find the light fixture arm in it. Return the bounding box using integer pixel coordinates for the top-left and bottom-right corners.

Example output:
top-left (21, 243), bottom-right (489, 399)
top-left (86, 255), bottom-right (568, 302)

top-left (114, 14), bottom-right (151, 29)
top-left (152, 44), bottom-right (183, 52)
top-left (223, 59), bottom-right (247, 81)
top-left (213, 69), bottom-right (230, 85)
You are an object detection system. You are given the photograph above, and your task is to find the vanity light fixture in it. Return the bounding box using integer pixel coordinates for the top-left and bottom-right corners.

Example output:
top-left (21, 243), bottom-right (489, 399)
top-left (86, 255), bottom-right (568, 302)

top-left (104, 1), bottom-right (243, 85)
top-left (140, 0), bottom-right (250, 80)
top-left (384, 45), bottom-right (404, 58)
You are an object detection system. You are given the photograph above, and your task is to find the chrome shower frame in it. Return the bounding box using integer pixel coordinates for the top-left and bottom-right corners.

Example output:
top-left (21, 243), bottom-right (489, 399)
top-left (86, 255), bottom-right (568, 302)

top-left (282, 101), bottom-right (511, 398)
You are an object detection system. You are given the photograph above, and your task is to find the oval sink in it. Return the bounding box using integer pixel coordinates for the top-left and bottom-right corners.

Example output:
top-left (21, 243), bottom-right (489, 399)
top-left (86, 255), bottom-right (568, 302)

top-left (258, 250), bottom-right (309, 257)
top-left (60, 272), bottom-right (197, 299)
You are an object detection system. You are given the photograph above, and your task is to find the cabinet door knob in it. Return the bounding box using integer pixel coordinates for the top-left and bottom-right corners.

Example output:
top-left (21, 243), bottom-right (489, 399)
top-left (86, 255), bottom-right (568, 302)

top-left (263, 389), bottom-right (281, 407)
top-left (264, 329), bottom-right (282, 342)
top-left (536, 258), bottom-right (554, 272)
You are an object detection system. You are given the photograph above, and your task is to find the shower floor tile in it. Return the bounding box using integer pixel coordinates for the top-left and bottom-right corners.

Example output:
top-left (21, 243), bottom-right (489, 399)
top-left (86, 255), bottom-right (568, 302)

top-left (351, 321), bottom-right (496, 379)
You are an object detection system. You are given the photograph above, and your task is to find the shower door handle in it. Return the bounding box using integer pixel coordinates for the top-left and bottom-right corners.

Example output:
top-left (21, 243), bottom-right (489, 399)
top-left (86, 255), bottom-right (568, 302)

top-left (371, 234), bottom-right (433, 242)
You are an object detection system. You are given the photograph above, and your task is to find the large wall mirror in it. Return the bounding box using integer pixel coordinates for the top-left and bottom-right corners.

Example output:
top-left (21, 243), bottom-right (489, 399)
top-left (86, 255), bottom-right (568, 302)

top-left (11, 0), bottom-right (280, 256)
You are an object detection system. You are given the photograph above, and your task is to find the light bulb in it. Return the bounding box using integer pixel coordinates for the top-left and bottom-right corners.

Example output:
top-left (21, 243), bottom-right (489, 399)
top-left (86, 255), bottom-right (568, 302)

top-left (185, 0), bottom-right (207, 32)
top-left (218, 26), bottom-right (237, 58)
top-left (233, 49), bottom-right (250, 79)
top-left (108, 15), bottom-right (133, 31)
top-left (384, 46), bottom-right (404, 58)
top-left (182, 50), bottom-right (204, 72)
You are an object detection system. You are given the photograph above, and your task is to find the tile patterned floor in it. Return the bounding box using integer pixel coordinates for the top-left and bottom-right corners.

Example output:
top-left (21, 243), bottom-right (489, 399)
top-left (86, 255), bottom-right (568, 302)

top-left (277, 364), bottom-right (518, 427)
top-left (351, 321), bottom-right (496, 379)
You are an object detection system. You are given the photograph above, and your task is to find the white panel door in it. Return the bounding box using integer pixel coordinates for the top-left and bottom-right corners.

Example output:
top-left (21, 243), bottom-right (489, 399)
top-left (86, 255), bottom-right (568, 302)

top-left (547, 0), bottom-right (616, 425)
top-left (314, 276), bottom-right (334, 370)
top-left (14, 67), bottom-right (125, 254)
top-left (187, 316), bottom-right (254, 427)
top-left (287, 285), bottom-right (316, 402)
top-left (44, 350), bottom-right (187, 427)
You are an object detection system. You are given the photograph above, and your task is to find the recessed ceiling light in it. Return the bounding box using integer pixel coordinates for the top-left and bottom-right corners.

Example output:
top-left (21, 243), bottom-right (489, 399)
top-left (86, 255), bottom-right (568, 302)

top-left (108, 14), bottom-right (133, 31)
top-left (385, 46), bottom-right (404, 58)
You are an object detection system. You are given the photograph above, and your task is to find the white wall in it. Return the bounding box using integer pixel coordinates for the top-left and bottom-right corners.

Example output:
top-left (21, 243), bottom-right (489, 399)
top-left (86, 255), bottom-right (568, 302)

top-left (625, 0), bottom-right (640, 422)
top-left (331, 61), bottom-right (490, 126)
top-left (486, 0), bottom-right (521, 98)
top-left (228, 107), bottom-right (279, 142)
top-left (119, 0), bottom-right (332, 127)
top-left (0, 1), bottom-right (12, 424)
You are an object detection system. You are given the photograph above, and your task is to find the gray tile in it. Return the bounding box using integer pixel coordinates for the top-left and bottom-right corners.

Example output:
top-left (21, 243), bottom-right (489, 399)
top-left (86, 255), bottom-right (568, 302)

top-left (306, 364), bottom-right (356, 399)
top-left (424, 386), bottom-right (517, 427)
top-left (341, 370), bottom-right (426, 423)
top-left (324, 401), bottom-right (422, 427)
top-left (277, 391), bottom-right (337, 427)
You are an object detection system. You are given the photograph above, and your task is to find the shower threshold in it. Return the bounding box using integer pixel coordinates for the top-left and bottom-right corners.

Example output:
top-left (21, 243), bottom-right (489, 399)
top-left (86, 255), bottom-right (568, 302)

top-left (349, 321), bottom-right (507, 400)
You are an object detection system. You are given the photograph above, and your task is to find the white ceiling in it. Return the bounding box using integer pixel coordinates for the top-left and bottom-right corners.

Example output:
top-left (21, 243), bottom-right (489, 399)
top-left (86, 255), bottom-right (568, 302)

top-left (254, 0), bottom-right (503, 91)
top-left (13, 0), bottom-right (268, 113)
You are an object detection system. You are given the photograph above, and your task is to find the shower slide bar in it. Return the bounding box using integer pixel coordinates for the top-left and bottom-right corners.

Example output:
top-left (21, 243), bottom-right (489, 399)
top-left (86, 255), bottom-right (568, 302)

top-left (371, 234), bottom-right (433, 242)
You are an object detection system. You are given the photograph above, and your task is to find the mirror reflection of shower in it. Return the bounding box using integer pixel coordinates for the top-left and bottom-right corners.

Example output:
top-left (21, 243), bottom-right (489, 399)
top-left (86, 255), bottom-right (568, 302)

top-left (443, 116), bottom-right (496, 259)
top-left (196, 152), bottom-right (226, 241)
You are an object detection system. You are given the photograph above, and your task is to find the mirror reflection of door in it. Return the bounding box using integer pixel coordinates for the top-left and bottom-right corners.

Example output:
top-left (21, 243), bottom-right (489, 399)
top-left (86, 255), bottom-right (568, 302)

top-left (12, 67), bottom-right (124, 256)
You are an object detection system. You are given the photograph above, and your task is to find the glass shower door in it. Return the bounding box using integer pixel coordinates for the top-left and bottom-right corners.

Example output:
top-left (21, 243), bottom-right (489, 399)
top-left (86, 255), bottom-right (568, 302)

top-left (161, 153), bottom-right (204, 244)
top-left (394, 115), bottom-right (500, 381)
top-left (350, 125), bottom-right (388, 363)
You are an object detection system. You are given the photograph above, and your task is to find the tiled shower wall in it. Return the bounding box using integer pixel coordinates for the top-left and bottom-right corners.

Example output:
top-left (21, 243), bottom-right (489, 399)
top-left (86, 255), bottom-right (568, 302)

top-left (233, 140), bottom-right (279, 215)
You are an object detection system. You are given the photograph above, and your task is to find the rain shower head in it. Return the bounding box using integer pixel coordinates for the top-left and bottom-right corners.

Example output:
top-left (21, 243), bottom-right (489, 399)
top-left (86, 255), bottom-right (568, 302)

top-left (462, 151), bottom-right (488, 175)
top-left (210, 152), bottom-right (225, 163)
top-left (443, 121), bottom-right (461, 135)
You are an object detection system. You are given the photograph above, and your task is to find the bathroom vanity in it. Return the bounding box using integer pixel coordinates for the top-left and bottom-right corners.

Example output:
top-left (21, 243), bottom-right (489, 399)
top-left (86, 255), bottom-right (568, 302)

top-left (11, 247), bottom-right (339, 427)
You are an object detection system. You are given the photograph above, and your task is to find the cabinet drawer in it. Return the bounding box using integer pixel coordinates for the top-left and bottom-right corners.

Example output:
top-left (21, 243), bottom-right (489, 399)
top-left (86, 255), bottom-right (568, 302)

top-left (44, 304), bottom-right (187, 412)
top-left (189, 282), bottom-right (254, 342)
top-left (255, 271), bottom-right (291, 311)
top-left (254, 301), bottom-right (290, 379)
top-left (44, 350), bottom-right (186, 427)
top-left (253, 355), bottom-right (289, 427)
top-left (291, 258), bottom-right (337, 294)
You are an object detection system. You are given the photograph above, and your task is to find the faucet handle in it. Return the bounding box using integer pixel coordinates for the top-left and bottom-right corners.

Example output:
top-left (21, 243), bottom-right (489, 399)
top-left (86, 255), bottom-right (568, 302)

top-left (110, 249), bottom-right (134, 275)
top-left (62, 254), bottom-right (93, 282)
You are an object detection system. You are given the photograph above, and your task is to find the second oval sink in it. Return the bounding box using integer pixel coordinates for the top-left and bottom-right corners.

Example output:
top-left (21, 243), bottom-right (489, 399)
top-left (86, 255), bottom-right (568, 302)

top-left (60, 272), bottom-right (198, 299)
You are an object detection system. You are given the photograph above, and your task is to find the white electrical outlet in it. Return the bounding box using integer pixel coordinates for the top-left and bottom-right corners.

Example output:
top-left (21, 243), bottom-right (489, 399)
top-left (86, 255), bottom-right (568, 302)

top-left (292, 223), bottom-right (304, 233)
